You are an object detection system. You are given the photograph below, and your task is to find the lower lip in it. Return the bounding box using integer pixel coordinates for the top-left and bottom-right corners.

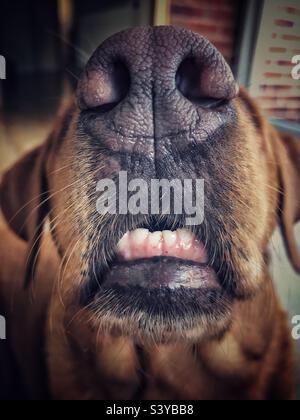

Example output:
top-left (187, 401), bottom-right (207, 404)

top-left (102, 257), bottom-right (220, 290)
top-left (81, 257), bottom-right (232, 329)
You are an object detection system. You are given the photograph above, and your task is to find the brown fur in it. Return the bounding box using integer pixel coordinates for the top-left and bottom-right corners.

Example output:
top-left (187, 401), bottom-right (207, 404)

top-left (0, 89), bottom-right (299, 400)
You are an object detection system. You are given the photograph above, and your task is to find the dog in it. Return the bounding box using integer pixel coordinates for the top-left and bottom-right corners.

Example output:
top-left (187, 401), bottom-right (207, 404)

top-left (0, 26), bottom-right (299, 400)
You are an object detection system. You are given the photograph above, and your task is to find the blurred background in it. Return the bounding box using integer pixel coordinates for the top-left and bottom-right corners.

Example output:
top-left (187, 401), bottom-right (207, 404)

top-left (0, 0), bottom-right (299, 398)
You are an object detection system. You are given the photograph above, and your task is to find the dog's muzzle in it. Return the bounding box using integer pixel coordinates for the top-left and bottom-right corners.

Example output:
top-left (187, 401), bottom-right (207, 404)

top-left (76, 26), bottom-right (239, 326)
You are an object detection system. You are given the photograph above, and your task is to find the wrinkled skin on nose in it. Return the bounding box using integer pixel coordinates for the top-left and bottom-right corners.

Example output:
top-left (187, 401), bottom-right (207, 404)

top-left (77, 26), bottom-right (238, 177)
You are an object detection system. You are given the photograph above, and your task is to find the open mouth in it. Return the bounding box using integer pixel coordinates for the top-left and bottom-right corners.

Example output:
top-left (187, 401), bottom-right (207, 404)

top-left (80, 220), bottom-right (233, 340)
top-left (103, 229), bottom-right (218, 290)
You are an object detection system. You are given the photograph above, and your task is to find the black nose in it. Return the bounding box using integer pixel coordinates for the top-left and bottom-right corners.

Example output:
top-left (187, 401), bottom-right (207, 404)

top-left (77, 26), bottom-right (238, 140)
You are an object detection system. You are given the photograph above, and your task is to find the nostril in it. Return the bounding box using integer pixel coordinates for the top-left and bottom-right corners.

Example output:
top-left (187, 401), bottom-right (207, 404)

top-left (176, 58), bottom-right (202, 102)
top-left (108, 61), bottom-right (131, 107)
top-left (176, 57), bottom-right (237, 109)
top-left (77, 60), bottom-right (131, 112)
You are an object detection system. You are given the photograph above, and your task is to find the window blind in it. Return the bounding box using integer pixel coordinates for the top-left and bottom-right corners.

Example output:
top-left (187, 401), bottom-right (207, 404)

top-left (249, 0), bottom-right (300, 124)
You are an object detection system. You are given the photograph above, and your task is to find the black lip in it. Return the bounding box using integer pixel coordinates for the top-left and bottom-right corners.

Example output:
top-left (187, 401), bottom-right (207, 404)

top-left (102, 257), bottom-right (220, 290)
top-left (80, 254), bottom-right (234, 317)
top-left (79, 250), bottom-right (233, 340)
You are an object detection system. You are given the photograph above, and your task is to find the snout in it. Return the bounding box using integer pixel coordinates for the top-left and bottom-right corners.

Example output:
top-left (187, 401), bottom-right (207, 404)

top-left (73, 27), bottom-right (262, 342)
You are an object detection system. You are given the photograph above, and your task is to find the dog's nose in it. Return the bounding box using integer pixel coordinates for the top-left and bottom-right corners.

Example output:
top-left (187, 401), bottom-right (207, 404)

top-left (77, 26), bottom-right (238, 139)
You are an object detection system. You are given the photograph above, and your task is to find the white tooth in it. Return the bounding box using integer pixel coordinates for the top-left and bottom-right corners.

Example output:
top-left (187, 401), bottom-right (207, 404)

top-left (148, 231), bottom-right (162, 247)
top-left (177, 229), bottom-right (193, 249)
top-left (163, 230), bottom-right (177, 247)
top-left (123, 249), bottom-right (132, 260)
top-left (131, 228), bottom-right (149, 246)
top-left (117, 232), bottom-right (130, 252)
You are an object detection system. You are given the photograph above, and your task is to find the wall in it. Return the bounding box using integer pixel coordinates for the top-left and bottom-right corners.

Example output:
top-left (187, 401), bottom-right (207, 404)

top-left (170, 0), bottom-right (240, 64)
top-left (76, 0), bottom-right (153, 68)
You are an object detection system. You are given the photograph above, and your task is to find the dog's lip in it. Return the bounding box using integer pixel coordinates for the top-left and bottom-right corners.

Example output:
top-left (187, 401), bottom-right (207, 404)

top-left (81, 220), bottom-right (234, 312)
top-left (80, 224), bottom-right (233, 324)
top-left (86, 257), bottom-right (231, 335)
top-left (102, 257), bottom-right (220, 290)
top-left (101, 228), bottom-right (215, 290)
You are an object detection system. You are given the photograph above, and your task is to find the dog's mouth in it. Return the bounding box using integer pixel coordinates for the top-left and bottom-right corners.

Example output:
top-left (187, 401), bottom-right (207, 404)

top-left (104, 228), bottom-right (217, 290)
top-left (80, 218), bottom-right (233, 342)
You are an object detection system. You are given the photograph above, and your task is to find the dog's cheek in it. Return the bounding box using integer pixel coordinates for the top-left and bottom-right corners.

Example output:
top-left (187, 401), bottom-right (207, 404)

top-left (47, 129), bottom-right (93, 294)
top-left (228, 111), bottom-right (274, 296)
top-left (250, 122), bottom-right (278, 265)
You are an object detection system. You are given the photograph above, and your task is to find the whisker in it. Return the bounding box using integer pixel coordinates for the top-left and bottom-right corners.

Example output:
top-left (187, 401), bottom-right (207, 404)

top-left (47, 29), bottom-right (90, 61)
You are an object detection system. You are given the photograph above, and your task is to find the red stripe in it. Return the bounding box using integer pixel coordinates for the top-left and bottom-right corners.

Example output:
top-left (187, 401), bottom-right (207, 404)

top-left (171, 5), bottom-right (234, 18)
top-left (260, 85), bottom-right (291, 91)
top-left (282, 34), bottom-right (300, 41)
top-left (285, 7), bottom-right (300, 16)
top-left (266, 108), bottom-right (300, 112)
top-left (269, 47), bottom-right (286, 53)
top-left (274, 19), bottom-right (294, 27)
top-left (257, 97), bottom-right (300, 101)
top-left (264, 73), bottom-right (282, 78)
top-left (171, 5), bottom-right (204, 18)
top-left (277, 60), bottom-right (293, 67)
